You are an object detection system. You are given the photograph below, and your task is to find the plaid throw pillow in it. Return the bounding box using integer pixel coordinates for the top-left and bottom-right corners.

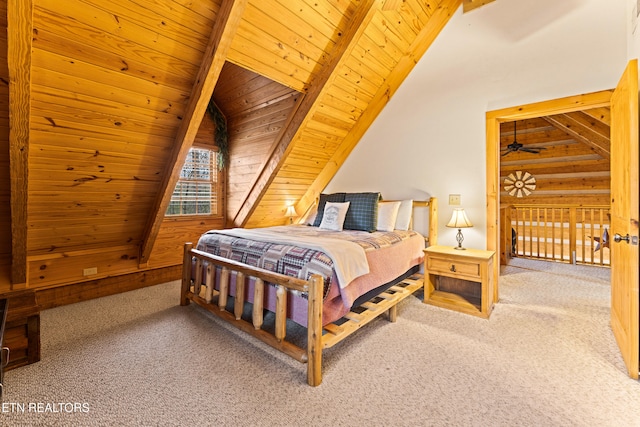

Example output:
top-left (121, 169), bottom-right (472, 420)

top-left (343, 192), bottom-right (380, 232)
top-left (312, 193), bottom-right (346, 227)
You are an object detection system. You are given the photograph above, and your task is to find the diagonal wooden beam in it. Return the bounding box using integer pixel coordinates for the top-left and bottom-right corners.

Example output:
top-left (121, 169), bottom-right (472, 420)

top-left (463, 0), bottom-right (496, 13)
top-left (296, 0), bottom-right (463, 217)
top-left (7, 0), bottom-right (33, 288)
top-left (543, 113), bottom-right (610, 159)
top-left (139, 0), bottom-right (248, 264)
top-left (582, 107), bottom-right (611, 127)
top-left (231, 0), bottom-right (378, 228)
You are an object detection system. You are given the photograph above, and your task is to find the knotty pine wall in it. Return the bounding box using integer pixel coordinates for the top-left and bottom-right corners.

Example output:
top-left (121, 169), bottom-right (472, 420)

top-left (215, 62), bottom-right (301, 225)
top-left (500, 116), bottom-right (610, 206)
top-left (148, 112), bottom-right (225, 268)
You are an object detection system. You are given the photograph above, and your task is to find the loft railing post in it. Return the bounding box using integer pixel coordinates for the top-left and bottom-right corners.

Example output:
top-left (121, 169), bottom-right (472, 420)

top-left (569, 207), bottom-right (577, 264)
top-left (500, 205), bottom-right (512, 264)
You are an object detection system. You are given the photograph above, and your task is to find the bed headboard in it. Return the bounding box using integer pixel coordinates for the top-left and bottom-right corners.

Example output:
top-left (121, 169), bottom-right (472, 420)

top-left (306, 194), bottom-right (438, 247)
top-left (387, 198), bottom-right (438, 246)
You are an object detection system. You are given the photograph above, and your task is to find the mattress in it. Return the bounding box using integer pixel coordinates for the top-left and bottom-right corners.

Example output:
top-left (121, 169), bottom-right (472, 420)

top-left (195, 225), bottom-right (425, 326)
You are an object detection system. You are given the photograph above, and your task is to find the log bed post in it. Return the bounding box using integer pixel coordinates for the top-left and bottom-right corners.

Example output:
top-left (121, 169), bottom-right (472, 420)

top-left (306, 274), bottom-right (324, 386)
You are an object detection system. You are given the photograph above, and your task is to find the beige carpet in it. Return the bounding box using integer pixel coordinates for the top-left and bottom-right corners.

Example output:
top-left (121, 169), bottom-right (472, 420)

top-left (3, 259), bottom-right (640, 426)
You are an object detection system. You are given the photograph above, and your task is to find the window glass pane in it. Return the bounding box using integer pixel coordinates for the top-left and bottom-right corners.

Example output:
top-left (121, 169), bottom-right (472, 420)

top-left (166, 147), bottom-right (219, 216)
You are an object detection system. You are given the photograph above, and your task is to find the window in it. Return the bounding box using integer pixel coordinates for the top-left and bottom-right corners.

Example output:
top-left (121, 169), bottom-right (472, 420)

top-left (166, 147), bottom-right (221, 216)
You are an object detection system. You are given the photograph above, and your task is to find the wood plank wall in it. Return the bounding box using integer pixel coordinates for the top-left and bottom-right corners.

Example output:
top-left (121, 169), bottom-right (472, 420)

top-left (20, 0), bottom-right (221, 289)
top-left (500, 115), bottom-right (610, 206)
top-left (0, 0), bottom-right (10, 287)
top-left (213, 62), bottom-right (301, 223)
top-left (148, 113), bottom-right (225, 268)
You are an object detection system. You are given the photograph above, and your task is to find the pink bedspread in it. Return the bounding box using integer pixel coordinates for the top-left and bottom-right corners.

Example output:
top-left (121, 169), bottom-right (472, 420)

top-left (195, 225), bottom-right (425, 326)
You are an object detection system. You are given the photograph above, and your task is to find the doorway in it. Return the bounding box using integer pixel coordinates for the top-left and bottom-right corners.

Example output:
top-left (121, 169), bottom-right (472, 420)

top-left (485, 60), bottom-right (639, 380)
top-left (498, 116), bottom-right (611, 267)
top-left (485, 90), bottom-right (613, 303)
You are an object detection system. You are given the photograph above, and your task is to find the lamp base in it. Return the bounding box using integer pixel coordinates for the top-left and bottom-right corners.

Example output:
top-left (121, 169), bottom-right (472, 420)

top-left (454, 228), bottom-right (466, 250)
top-left (454, 246), bottom-right (466, 250)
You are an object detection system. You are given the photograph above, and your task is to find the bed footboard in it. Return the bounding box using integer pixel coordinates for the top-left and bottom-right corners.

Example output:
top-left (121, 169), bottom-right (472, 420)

top-left (181, 242), bottom-right (324, 386)
top-left (181, 242), bottom-right (424, 386)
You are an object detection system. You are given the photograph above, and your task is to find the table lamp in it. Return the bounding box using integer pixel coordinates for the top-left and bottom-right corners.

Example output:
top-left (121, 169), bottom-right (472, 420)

top-left (446, 208), bottom-right (473, 250)
top-left (285, 205), bottom-right (297, 224)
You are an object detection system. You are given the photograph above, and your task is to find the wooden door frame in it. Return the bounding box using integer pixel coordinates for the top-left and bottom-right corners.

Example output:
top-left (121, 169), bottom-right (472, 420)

top-left (485, 90), bottom-right (614, 301)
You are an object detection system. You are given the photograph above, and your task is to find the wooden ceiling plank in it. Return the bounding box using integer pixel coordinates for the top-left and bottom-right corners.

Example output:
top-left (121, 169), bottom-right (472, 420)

top-left (296, 0), bottom-right (463, 217)
top-left (139, 0), bottom-right (249, 264)
top-left (7, 0), bottom-right (33, 288)
top-left (543, 114), bottom-right (610, 160)
top-left (231, 0), bottom-right (379, 227)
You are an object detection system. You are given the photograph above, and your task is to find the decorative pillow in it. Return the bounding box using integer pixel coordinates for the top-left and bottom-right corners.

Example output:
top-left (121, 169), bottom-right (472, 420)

top-left (395, 199), bottom-right (413, 230)
top-left (312, 193), bottom-right (346, 227)
top-left (303, 205), bottom-right (318, 226)
top-left (319, 202), bottom-right (350, 231)
top-left (343, 192), bottom-right (381, 232)
top-left (377, 201), bottom-right (402, 231)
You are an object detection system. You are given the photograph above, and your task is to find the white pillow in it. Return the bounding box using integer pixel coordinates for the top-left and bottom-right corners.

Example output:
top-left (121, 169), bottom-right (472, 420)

top-left (304, 205), bottom-right (318, 225)
top-left (395, 199), bottom-right (413, 230)
top-left (377, 201), bottom-right (401, 231)
top-left (319, 201), bottom-right (350, 231)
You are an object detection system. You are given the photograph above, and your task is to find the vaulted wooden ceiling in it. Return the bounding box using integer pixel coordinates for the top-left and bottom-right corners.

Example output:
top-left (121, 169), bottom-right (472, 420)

top-left (499, 107), bottom-right (611, 205)
top-left (2, 0), bottom-right (474, 287)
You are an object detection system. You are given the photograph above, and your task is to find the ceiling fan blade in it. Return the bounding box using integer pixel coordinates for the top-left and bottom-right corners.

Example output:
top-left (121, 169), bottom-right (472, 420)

top-left (520, 148), bottom-right (542, 153)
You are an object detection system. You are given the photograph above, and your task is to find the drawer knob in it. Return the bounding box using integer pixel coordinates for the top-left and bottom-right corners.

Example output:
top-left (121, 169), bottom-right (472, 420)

top-left (450, 264), bottom-right (456, 273)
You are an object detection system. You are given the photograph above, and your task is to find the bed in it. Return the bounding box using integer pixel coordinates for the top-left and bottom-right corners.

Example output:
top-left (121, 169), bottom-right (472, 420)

top-left (180, 194), bottom-right (438, 386)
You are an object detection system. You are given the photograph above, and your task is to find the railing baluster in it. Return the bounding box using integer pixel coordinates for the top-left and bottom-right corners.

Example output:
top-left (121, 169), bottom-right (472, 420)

top-left (551, 208), bottom-right (556, 261)
top-left (598, 208), bottom-right (604, 266)
top-left (569, 207), bottom-right (577, 264)
top-left (581, 208), bottom-right (585, 264)
top-left (528, 207), bottom-right (533, 258)
top-left (535, 207), bottom-right (540, 258)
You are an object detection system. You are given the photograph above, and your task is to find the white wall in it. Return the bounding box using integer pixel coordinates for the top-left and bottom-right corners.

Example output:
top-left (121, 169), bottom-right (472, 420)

top-left (326, 0), bottom-right (627, 249)
top-left (629, 0), bottom-right (640, 60)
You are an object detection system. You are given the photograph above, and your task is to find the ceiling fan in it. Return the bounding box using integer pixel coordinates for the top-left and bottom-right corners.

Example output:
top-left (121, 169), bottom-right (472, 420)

top-left (501, 121), bottom-right (546, 156)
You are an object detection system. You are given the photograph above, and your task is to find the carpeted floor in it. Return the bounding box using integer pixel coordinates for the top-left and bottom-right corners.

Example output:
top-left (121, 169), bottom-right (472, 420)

top-left (2, 258), bottom-right (639, 426)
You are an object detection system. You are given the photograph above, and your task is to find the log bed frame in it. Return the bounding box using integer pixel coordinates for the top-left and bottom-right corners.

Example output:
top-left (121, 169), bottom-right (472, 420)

top-left (180, 198), bottom-right (438, 386)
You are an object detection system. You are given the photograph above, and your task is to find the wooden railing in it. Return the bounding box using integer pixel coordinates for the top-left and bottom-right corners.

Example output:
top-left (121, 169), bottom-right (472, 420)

top-left (501, 204), bottom-right (610, 266)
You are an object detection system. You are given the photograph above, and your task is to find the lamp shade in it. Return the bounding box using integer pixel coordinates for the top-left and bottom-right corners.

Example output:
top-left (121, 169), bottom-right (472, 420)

top-left (285, 205), bottom-right (297, 217)
top-left (447, 208), bottom-right (473, 228)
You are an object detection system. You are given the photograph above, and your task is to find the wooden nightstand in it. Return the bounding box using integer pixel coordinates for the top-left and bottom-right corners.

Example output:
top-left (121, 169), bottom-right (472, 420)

top-left (423, 245), bottom-right (495, 318)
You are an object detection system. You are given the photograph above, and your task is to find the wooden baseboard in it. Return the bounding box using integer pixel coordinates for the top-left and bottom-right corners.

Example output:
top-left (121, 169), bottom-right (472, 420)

top-left (35, 265), bottom-right (182, 310)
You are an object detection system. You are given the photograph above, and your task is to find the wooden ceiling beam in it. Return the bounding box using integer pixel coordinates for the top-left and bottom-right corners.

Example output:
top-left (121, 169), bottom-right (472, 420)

top-left (543, 113), bottom-right (610, 160)
top-left (582, 107), bottom-right (611, 127)
top-left (296, 0), bottom-right (463, 218)
top-left (7, 0), bottom-right (33, 288)
top-left (462, 0), bottom-right (496, 13)
top-left (230, 0), bottom-right (378, 227)
top-left (139, 0), bottom-right (248, 264)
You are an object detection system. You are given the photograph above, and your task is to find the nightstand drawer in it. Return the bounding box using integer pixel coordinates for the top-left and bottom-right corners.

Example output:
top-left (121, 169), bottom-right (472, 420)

top-left (427, 256), bottom-right (480, 279)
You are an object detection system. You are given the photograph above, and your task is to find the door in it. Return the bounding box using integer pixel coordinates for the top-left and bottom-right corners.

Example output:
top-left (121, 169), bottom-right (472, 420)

top-left (610, 59), bottom-right (640, 379)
